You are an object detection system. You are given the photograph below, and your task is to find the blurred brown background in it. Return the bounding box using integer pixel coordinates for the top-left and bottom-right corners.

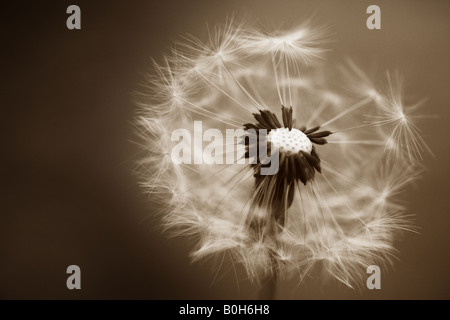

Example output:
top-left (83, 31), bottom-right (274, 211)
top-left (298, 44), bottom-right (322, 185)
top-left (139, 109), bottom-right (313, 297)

top-left (1, 0), bottom-right (449, 299)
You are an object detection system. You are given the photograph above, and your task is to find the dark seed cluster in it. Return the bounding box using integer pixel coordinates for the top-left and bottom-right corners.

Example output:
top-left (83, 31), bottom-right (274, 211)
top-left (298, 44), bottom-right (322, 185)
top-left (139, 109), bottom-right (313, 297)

top-left (243, 106), bottom-right (332, 224)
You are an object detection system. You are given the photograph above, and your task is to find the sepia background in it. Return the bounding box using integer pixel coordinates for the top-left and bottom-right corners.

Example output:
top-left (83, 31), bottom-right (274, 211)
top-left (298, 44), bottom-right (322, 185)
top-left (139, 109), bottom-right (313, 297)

top-left (1, 0), bottom-right (449, 299)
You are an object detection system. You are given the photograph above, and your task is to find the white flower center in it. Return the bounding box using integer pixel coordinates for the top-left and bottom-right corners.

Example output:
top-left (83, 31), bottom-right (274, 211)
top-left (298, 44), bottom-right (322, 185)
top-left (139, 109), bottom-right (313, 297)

top-left (268, 128), bottom-right (312, 154)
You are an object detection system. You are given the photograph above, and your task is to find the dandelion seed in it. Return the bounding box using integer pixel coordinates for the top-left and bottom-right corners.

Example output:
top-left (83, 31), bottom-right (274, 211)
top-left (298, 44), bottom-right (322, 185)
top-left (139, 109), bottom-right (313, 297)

top-left (374, 72), bottom-right (433, 162)
top-left (136, 18), bottom-right (432, 298)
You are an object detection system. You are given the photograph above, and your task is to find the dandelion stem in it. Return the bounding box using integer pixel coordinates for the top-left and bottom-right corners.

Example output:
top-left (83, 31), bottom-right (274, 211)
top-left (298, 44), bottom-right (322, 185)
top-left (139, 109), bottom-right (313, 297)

top-left (258, 271), bottom-right (277, 299)
top-left (257, 206), bottom-right (284, 300)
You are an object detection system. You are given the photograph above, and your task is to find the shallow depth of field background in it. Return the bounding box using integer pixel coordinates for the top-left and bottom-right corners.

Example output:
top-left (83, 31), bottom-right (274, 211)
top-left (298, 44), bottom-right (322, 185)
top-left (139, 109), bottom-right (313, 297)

top-left (1, 0), bottom-right (449, 299)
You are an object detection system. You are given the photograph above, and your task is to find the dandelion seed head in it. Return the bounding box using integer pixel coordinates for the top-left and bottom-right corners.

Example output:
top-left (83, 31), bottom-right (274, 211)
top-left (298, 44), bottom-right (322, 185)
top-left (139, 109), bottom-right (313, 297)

top-left (136, 17), bottom-right (433, 291)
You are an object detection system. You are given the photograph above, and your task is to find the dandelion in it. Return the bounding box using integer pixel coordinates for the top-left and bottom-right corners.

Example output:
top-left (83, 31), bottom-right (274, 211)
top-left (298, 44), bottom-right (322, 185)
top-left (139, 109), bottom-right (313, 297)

top-left (136, 18), bottom-right (431, 298)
